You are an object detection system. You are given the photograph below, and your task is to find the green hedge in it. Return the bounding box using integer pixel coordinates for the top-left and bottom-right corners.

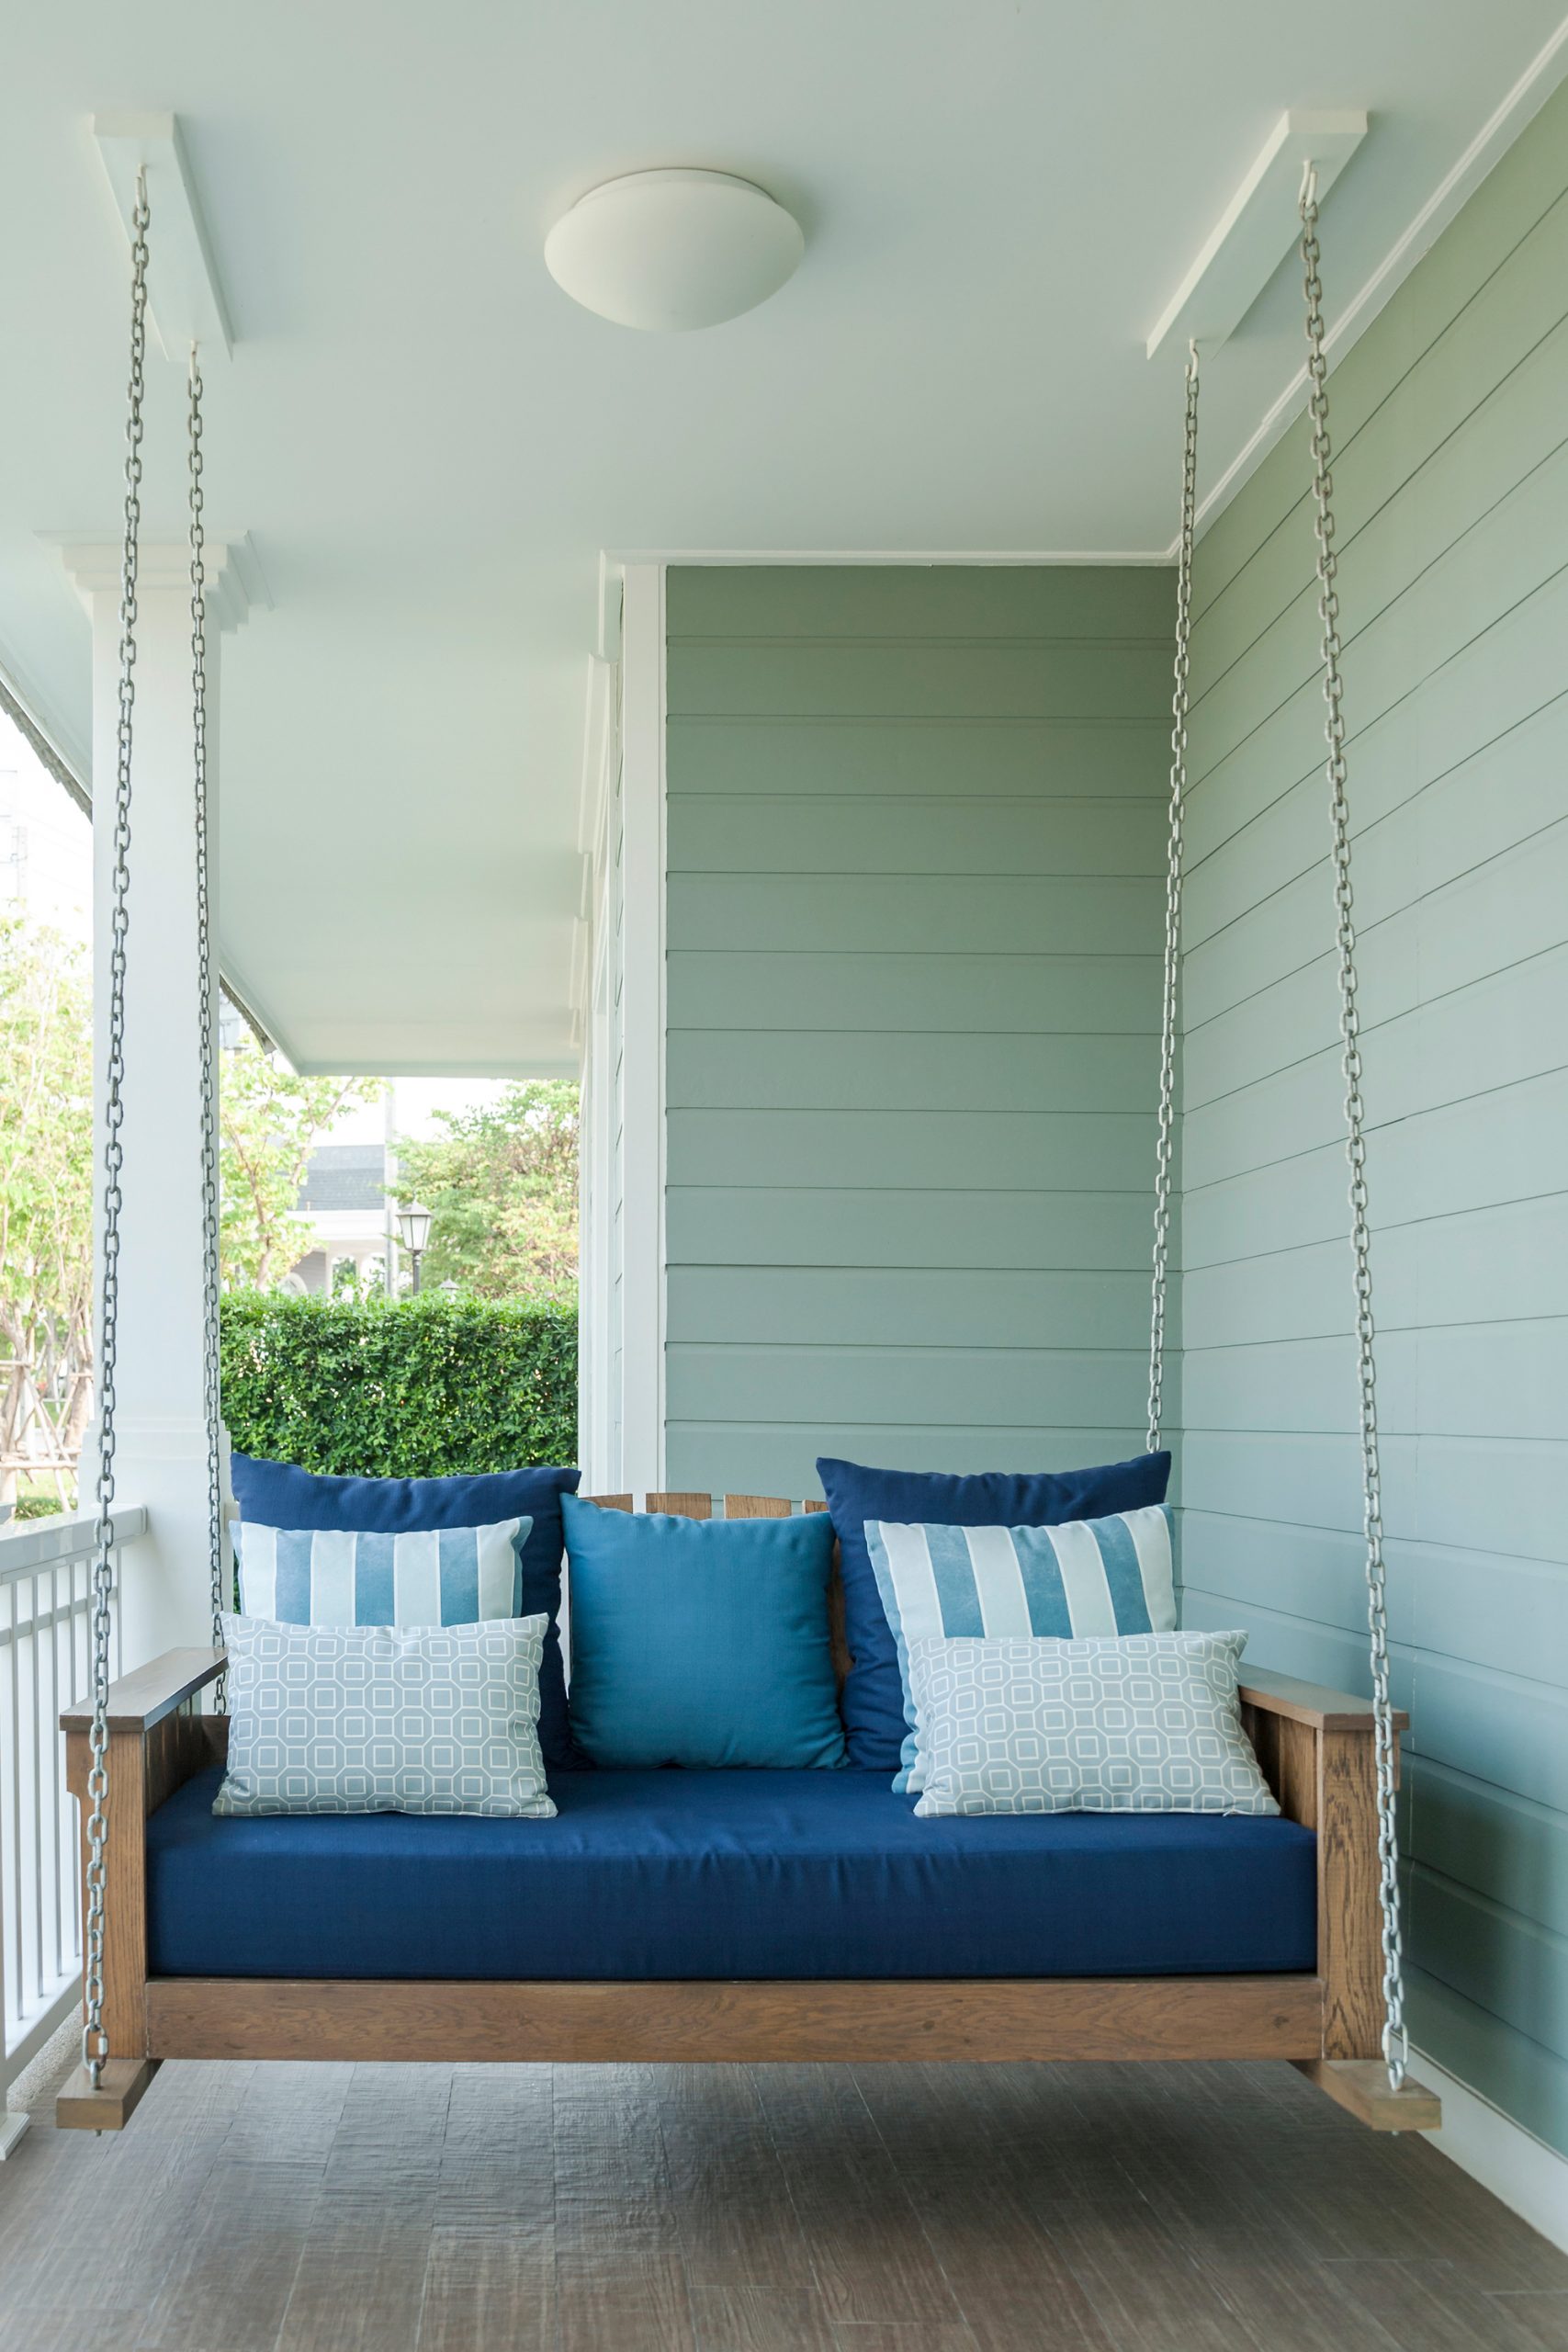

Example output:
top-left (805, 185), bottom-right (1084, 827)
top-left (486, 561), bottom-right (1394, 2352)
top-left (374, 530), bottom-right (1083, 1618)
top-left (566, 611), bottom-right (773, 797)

top-left (220, 1291), bottom-right (577, 1476)
top-left (13, 1494), bottom-right (64, 1521)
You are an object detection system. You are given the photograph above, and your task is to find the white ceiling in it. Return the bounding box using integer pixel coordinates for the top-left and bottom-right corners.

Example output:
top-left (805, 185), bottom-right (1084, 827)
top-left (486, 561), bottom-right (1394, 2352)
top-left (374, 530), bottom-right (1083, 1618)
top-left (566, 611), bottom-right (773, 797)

top-left (3, 3), bottom-right (1564, 1073)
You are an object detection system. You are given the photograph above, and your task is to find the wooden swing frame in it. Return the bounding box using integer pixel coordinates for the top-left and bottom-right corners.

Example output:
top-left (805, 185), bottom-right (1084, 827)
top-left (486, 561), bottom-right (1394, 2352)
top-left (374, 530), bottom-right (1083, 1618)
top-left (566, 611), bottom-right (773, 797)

top-left (57, 1494), bottom-right (1439, 2139)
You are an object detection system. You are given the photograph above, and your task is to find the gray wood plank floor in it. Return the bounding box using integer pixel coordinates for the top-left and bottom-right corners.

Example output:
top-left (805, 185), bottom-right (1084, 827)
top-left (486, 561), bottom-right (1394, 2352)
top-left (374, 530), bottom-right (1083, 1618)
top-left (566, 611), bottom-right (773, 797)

top-left (2, 2058), bottom-right (1564, 2350)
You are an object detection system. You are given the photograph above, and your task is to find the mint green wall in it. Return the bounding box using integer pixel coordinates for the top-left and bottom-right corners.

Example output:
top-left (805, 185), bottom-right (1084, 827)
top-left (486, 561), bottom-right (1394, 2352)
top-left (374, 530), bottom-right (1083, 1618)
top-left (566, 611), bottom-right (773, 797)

top-left (1181, 80), bottom-right (1568, 2153)
top-left (663, 564), bottom-right (1172, 1498)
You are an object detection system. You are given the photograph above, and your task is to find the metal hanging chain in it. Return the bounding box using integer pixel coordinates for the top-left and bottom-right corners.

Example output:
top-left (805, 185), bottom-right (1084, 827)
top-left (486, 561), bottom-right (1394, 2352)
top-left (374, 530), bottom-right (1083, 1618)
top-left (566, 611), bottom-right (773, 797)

top-left (83, 167), bottom-right (150, 2091)
top-left (1300, 164), bottom-right (1407, 2090)
top-left (1146, 339), bottom-right (1200, 1455)
top-left (189, 345), bottom-right (229, 1675)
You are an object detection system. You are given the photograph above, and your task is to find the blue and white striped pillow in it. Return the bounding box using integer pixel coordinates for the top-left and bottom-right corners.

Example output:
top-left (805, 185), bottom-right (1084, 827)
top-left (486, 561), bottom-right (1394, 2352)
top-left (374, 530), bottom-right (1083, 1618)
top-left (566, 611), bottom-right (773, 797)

top-left (236, 1516), bottom-right (532, 1628)
top-left (864, 1505), bottom-right (1177, 1791)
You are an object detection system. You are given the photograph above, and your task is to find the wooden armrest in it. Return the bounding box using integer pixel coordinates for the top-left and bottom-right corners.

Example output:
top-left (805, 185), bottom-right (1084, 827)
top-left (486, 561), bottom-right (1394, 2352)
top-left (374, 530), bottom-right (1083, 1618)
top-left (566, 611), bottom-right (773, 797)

top-left (1239, 1665), bottom-right (1408, 1735)
top-left (1237, 1664), bottom-right (1408, 2070)
top-left (59, 1645), bottom-right (227, 2074)
top-left (61, 1646), bottom-right (226, 1736)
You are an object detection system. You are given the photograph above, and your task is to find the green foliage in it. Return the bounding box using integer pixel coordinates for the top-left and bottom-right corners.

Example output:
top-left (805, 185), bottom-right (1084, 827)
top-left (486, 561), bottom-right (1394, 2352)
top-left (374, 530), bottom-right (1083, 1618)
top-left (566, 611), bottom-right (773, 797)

top-left (220, 1041), bottom-right (385, 1289)
top-left (331, 1256), bottom-right (383, 1301)
top-left (394, 1080), bottom-right (578, 1305)
top-left (13, 1493), bottom-right (64, 1521)
top-left (220, 1290), bottom-right (577, 1475)
top-left (0, 919), bottom-right (95, 1490)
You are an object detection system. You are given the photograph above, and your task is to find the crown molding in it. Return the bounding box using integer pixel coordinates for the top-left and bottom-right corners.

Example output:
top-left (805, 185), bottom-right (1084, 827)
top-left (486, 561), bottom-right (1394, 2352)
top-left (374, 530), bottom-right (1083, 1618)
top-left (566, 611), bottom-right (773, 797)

top-left (602, 547), bottom-right (1170, 569)
top-left (43, 531), bottom-right (271, 628)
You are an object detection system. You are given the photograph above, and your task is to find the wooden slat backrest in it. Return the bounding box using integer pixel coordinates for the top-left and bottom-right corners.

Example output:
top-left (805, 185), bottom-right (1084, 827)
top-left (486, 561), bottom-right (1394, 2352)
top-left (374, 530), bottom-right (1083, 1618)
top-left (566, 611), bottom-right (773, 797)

top-left (582, 1492), bottom-right (850, 1684)
top-left (585, 1493), bottom-right (809, 1516)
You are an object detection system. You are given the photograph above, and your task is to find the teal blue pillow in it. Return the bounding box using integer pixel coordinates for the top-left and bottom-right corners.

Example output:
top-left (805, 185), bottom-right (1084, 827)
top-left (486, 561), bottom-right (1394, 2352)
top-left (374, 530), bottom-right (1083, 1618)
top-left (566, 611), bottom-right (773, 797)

top-left (562, 1497), bottom-right (846, 1770)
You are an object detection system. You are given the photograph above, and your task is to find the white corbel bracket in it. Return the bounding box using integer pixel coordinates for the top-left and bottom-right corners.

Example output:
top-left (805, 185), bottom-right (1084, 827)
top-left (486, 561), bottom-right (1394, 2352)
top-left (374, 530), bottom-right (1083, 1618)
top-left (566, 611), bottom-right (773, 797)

top-left (92, 111), bottom-right (232, 361)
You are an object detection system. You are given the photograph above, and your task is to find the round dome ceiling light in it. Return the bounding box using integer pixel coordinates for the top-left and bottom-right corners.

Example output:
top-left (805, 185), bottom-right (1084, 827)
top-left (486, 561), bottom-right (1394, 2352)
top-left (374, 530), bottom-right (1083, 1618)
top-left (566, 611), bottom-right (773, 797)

top-left (544, 168), bottom-right (804, 332)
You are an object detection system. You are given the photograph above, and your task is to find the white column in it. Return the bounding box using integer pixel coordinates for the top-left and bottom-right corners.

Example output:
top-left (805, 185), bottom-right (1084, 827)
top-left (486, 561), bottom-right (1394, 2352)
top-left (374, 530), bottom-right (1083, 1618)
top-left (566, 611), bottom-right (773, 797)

top-left (56, 539), bottom-right (252, 1668)
top-left (618, 564), bottom-right (666, 1496)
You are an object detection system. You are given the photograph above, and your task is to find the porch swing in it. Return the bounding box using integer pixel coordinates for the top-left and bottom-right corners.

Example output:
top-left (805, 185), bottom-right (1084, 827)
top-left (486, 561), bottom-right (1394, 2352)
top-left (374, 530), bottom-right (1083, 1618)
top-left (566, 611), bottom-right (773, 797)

top-left (58, 164), bottom-right (1439, 2137)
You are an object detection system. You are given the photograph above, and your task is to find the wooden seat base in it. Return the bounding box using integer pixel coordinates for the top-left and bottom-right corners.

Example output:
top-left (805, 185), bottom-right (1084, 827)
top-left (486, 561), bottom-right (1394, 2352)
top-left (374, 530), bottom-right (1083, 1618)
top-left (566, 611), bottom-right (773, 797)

top-left (144, 1971), bottom-right (1325, 2067)
top-left (57, 2007), bottom-right (1439, 2135)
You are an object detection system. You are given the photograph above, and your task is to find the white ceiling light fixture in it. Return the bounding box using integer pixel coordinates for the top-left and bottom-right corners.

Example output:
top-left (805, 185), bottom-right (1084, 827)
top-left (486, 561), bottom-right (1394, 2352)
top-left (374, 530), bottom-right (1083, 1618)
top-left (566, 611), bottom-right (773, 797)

top-left (544, 168), bottom-right (804, 331)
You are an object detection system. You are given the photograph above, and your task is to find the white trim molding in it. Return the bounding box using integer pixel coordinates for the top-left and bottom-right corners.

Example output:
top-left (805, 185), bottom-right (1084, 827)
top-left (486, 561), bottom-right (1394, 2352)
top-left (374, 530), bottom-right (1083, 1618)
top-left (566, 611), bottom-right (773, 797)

top-left (570, 654), bottom-right (616, 1051)
top-left (604, 545), bottom-right (1171, 568)
top-left (574, 639), bottom-right (623, 1490)
top-left (616, 562), bottom-right (667, 1495)
top-left (1413, 2044), bottom-right (1568, 2256)
top-left (576, 656), bottom-right (616, 865)
top-left (578, 910), bottom-right (615, 1491)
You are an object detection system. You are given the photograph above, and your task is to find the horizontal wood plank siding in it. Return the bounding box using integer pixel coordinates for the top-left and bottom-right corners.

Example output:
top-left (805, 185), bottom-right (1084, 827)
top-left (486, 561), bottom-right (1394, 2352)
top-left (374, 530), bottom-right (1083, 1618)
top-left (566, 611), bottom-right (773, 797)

top-left (664, 565), bottom-right (1170, 1496)
top-left (1179, 79), bottom-right (1568, 2157)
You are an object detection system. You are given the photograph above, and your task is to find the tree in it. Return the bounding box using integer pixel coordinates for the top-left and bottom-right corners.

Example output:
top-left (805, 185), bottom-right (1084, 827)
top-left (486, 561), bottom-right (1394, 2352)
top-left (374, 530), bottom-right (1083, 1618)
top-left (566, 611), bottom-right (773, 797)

top-left (0, 916), bottom-right (387, 1496)
top-left (0, 920), bottom-right (95, 1501)
top-left (394, 1080), bottom-right (578, 1304)
top-left (219, 1039), bottom-right (384, 1288)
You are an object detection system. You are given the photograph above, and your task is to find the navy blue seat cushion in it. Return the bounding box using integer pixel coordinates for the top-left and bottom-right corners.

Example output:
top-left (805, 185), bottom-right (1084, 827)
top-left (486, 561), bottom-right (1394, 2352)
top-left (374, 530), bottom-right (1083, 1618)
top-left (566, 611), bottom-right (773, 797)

top-left (148, 1765), bottom-right (1314, 1982)
top-left (230, 1455), bottom-right (581, 1768)
top-left (817, 1452), bottom-right (1172, 1769)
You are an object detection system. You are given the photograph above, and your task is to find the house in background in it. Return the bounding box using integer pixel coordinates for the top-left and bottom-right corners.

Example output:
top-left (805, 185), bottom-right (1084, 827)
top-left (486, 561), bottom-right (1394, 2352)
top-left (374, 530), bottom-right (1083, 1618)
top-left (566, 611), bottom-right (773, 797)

top-left (288, 1141), bottom-right (389, 1296)
top-left (284, 1081), bottom-right (501, 1294)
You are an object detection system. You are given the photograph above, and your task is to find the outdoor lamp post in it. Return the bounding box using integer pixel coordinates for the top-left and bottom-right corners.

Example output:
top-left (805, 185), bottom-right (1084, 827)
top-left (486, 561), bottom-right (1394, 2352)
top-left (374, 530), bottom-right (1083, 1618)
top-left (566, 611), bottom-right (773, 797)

top-left (396, 1200), bottom-right (433, 1295)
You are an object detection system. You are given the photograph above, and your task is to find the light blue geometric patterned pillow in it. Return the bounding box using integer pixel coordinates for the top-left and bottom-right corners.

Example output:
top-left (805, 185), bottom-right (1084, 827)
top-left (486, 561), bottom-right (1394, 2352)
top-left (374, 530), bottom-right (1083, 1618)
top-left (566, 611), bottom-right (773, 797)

top-left (907, 1629), bottom-right (1278, 1818)
top-left (864, 1504), bottom-right (1177, 1791)
top-left (213, 1611), bottom-right (556, 1817)
top-left (236, 1516), bottom-right (531, 1626)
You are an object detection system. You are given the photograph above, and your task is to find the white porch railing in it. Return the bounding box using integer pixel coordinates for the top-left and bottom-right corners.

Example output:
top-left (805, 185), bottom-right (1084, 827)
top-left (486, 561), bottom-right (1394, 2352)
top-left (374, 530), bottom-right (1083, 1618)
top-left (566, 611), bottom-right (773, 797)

top-left (0, 1504), bottom-right (143, 2154)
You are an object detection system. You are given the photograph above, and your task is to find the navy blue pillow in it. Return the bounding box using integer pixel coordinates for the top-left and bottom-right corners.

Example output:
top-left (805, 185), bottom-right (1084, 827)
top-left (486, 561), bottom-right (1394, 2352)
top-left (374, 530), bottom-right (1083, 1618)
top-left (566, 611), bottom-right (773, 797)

top-left (817, 1452), bottom-right (1172, 1770)
top-left (230, 1454), bottom-right (581, 1768)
